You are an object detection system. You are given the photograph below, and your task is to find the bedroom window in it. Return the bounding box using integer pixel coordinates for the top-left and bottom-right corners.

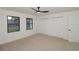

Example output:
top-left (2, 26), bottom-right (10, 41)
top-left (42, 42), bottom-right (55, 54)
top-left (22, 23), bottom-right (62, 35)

top-left (26, 18), bottom-right (33, 30)
top-left (7, 16), bottom-right (20, 33)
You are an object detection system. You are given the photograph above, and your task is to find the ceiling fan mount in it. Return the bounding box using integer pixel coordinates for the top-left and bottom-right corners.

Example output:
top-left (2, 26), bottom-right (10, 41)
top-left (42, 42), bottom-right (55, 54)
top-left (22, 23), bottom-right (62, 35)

top-left (31, 7), bottom-right (49, 13)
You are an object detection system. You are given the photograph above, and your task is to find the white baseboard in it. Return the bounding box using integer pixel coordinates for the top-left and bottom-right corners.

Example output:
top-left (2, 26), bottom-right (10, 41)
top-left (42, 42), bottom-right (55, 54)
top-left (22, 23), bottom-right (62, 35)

top-left (0, 33), bottom-right (36, 45)
top-left (68, 39), bottom-right (79, 42)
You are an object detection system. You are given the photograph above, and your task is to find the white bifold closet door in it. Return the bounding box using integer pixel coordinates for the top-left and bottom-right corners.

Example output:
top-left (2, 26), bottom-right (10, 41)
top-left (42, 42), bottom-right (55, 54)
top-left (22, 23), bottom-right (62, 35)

top-left (68, 12), bottom-right (79, 42)
top-left (46, 16), bottom-right (68, 40)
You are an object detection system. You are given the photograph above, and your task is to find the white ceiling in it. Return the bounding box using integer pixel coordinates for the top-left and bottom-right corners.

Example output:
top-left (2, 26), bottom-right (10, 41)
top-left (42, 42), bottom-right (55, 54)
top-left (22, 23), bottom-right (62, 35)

top-left (0, 7), bottom-right (79, 15)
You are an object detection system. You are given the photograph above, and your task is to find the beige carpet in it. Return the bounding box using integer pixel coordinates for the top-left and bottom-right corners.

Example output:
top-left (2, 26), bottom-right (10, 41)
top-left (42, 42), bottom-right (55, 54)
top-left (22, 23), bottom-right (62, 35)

top-left (0, 33), bottom-right (79, 51)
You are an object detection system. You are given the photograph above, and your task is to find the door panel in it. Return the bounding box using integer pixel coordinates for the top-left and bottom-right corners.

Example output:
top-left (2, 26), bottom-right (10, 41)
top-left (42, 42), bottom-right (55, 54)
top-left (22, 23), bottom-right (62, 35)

top-left (68, 13), bottom-right (79, 42)
top-left (47, 17), bottom-right (68, 39)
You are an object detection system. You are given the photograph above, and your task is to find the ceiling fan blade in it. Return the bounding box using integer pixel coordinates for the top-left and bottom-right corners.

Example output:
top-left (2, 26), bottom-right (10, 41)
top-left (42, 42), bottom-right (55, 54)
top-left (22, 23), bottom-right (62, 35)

top-left (31, 8), bottom-right (38, 11)
top-left (40, 11), bottom-right (49, 13)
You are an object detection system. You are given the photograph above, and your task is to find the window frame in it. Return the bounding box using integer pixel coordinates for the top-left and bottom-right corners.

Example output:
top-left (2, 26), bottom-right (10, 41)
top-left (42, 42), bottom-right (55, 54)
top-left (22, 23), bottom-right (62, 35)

top-left (7, 16), bottom-right (20, 33)
top-left (26, 18), bottom-right (33, 30)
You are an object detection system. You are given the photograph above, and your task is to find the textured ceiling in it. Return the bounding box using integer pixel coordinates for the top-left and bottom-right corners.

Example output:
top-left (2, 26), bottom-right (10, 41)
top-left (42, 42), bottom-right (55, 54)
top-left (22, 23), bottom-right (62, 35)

top-left (0, 7), bottom-right (79, 15)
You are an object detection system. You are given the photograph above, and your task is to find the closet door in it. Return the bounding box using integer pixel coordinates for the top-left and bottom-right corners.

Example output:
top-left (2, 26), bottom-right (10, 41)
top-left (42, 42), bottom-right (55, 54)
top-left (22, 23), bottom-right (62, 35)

top-left (47, 16), bottom-right (68, 39)
top-left (68, 12), bottom-right (79, 42)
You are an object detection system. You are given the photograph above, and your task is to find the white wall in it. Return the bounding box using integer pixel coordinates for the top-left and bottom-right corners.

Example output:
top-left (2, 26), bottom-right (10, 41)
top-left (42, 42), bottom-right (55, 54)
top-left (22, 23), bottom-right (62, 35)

top-left (0, 9), bottom-right (37, 44)
top-left (37, 10), bottom-right (79, 41)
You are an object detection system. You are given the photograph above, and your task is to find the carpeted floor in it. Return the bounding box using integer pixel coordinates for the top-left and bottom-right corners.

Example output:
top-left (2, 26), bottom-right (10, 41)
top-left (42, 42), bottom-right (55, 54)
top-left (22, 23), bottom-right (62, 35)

top-left (0, 33), bottom-right (79, 51)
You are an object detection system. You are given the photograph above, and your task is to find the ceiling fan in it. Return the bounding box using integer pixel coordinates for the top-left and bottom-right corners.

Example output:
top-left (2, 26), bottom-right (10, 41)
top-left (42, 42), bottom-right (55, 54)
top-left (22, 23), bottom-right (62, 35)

top-left (31, 7), bottom-right (49, 13)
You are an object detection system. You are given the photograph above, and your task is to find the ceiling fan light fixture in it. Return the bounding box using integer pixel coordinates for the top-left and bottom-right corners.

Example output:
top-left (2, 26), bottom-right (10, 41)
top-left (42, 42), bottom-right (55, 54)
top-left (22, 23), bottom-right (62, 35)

top-left (37, 11), bottom-right (40, 13)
